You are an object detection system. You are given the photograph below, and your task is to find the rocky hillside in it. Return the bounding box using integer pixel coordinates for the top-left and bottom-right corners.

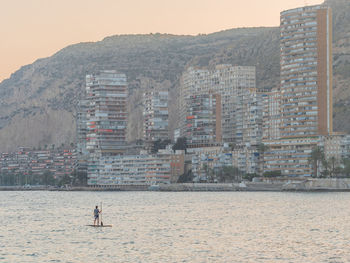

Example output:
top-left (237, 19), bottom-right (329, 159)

top-left (0, 0), bottom-right (349, 152)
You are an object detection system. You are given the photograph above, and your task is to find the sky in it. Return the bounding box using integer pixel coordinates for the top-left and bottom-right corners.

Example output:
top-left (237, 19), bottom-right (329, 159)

top-left (0, 0), bottom-right (324, 82)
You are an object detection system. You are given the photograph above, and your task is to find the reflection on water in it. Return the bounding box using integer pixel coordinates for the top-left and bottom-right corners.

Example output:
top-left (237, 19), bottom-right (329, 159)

top-left (1, 191), bottom-right (350, 262)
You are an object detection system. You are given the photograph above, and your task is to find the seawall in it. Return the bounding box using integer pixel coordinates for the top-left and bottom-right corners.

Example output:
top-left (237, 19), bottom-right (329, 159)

top-left (1, 178), bottom-right (350, 192)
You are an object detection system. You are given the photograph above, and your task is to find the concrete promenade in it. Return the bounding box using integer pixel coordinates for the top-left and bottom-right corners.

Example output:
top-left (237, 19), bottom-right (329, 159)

top-left (2, 178), bottom-right (350, 192)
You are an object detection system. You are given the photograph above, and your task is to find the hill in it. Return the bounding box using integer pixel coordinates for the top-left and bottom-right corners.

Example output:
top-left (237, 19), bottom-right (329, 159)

top-left (0, 0), bottom-right (349, 151)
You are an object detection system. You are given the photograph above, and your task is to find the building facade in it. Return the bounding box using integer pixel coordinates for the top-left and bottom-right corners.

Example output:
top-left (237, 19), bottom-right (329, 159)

top-left (85, 71), bottom-right (128, 156)
top-left (261, 88), bottom-right (281, 141)
top-left (240, 88), bottom-right (263, 146)
top-left (76, 98), bottom-right (89, 175)
top-left (87, 149), bottom-right (184, 186)
top-left (321, 133), bottom-right (350, 162)
top-left (185, 93), bottom-right (222, 148)
top-left (143, 90), bottom-right (169, 143)
top-left (180, 65), bottom-right (258, 145)
top-left (280, 5), bottom-right (333, 138)
top-left (261, 4), bottom-right (334, 177)
top-left (188, 146), bottom-right (259, 182)
top-left (0, 148), bottom-right (76, 183)
top-left (84, 71), bottom-right (128, 183)
top-left (263, 137), bottom-right (320, 177)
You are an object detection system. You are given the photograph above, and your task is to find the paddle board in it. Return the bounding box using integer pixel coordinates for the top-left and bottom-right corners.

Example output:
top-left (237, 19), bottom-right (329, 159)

top-left (86, 224), bottom-right (112, 227)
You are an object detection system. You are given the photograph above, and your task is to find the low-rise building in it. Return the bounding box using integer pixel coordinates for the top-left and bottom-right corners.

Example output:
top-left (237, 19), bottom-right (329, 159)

top-left (188, 146), bottom-right (259, 182)
top-left (87, 149), bottom-right (184, 186)
top-left (322, 133), bottom-right (350, 161)
top-left (232, 146), bottom-right (260, 175)
top-left (170, 150), bottom-right (185, 183)
top-left (263, 137), bottom-right (320, 177)
top-left (0, 148), bottom-right (77, 181)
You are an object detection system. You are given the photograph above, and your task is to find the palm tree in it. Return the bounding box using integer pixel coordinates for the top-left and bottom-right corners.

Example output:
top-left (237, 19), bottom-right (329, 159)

top-left (229, 143), bottom-right (236, 151)
top-left (308, 146), bottom-right (325, 178)
top-left (207, 167), bottom-right (216, 183)
top-left (217, 166), bottom-right (242, 182)
top-left (329, 156), bottom-right (337, 177)
top-left (342, 159), bottom-right (350, 177)
top-left (321, 158), bottom-right (330, 177)
top-left (257, 143), bottom-right (269, 176)
top-left (202, 164), bottom-right (210, 182)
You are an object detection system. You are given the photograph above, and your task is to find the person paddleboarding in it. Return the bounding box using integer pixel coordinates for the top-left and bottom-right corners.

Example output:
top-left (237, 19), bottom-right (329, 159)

top-left (93, 205), bottom-right (102, 226)
top-left (86, 204), bottom-right (111, 227)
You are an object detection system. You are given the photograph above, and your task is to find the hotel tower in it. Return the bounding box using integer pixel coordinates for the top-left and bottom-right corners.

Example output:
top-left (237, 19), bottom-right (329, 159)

top-left (280, 4), bottom-right (332, 138)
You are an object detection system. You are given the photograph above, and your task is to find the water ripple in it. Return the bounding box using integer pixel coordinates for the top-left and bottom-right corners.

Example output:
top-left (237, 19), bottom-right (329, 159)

top-left (2, 191), bottom-right (350, 262)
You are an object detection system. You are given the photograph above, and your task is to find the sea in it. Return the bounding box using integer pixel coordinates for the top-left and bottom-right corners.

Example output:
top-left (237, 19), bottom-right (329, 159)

top-left (1, 191), bottom-right (350, 262)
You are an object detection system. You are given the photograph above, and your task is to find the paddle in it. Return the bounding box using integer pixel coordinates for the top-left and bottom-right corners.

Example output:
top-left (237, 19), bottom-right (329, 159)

top-left (100, 201), bottom-right (103, 226)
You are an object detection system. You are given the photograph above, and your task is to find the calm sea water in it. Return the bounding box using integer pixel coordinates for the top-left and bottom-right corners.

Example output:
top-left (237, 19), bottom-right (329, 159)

top-left (1, 191), bottom-right (350, 262)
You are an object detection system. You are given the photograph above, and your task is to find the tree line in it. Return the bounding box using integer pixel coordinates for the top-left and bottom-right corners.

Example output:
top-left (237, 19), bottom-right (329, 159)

top-left (308, 146), bottom-right (350, 178)
top-left (0, 169), bottom-right (87, 187)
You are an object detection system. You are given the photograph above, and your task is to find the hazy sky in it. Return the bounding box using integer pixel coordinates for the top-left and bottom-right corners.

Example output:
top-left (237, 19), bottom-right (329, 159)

top-left (0, 0), bottom-right (324, 82)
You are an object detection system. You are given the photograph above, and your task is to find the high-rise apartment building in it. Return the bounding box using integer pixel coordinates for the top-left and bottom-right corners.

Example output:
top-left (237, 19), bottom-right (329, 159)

top-left (280, 4), bottom-right (332, 138)
top-left (143, 89), bottom-right (169, 143)
top-left (76, 98), bottom-right (89, 175)
top-left (180, 68), bottom-right (210, 138)
top-left (185, 93), bottom-right (222, 148)
top-left (263, 4), bottom-right (333, 177)
top-left (240, 88), bottom-right (263, 146)
top-left (84, 71), bottom-right (128, 184)
top-left (261, 88), bottom-right (281, 141)
top-left (76, 99), bottom-right (88, 156)
top-left (180, 65), bottom-right (259, 146)
top-left (85, 71), bottom-right (128, 155)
